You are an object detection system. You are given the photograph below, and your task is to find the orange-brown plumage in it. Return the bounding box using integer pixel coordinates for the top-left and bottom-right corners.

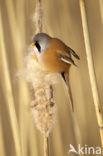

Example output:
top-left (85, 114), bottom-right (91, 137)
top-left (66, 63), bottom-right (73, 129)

top-left (41, 38), bottom-right (72, 72)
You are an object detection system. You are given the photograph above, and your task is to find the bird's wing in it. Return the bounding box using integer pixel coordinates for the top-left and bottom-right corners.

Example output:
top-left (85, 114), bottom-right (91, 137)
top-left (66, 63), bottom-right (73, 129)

top-left (68, 46), bottom-right (80, 60)
top-left (57, 50), bottom-right (77, 66)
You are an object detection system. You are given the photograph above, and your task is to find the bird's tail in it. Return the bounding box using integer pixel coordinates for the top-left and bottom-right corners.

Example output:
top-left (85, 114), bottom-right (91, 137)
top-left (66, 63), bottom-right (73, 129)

top-left (64, 72), bottom-right (74, 112)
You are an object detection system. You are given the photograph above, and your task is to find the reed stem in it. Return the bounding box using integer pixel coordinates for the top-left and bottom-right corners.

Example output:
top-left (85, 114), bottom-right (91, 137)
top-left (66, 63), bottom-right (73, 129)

top-left (99, 0), bottom-right (103, 24)
top-left (44, 136), bottom-right (49, 156)
top-left (35, 0), bottom-right (49, 155)
top-left (79, 0), bottom-right (103, 147)
top-left (35, 0), bottom-right (43, 33)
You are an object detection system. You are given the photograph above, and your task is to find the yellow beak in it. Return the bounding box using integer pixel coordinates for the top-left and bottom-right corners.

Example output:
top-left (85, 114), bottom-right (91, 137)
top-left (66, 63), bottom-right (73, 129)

top-left (30, 43), bottom-right (35, 47)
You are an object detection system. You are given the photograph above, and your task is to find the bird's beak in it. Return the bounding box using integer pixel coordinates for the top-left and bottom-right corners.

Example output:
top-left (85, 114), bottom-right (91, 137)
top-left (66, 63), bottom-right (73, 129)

top-left (30, 43), bottom-right (35, 47)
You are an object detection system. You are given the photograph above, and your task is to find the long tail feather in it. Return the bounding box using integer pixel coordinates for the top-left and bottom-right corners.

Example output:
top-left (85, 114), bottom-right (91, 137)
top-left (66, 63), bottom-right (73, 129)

top-left (64, 72), bottom-right (74, 112)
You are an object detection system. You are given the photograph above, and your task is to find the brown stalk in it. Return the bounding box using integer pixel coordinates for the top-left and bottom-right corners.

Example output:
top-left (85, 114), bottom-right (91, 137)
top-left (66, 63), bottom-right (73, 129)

top-left (79, 0), bottom-right (103, 147)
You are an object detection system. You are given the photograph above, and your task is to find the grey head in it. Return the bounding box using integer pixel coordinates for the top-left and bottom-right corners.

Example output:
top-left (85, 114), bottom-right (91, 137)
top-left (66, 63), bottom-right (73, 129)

top-left (32, 33), bottom-right (51, 53)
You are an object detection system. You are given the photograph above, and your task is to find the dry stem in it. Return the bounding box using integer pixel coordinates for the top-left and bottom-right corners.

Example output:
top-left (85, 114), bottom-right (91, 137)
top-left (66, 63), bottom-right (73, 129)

top-left (32, 1), bottom-right (50, 155)
top-left (79, 0), bottom-right (103, 147)
top-left (99, 0), bottom-right (103, 24)
top-left (34, 0), bottom-right (43, 33)
top-left (44, 136), bottom-right (49, 156)
top-left (36, 0), bottom-right (49, 155)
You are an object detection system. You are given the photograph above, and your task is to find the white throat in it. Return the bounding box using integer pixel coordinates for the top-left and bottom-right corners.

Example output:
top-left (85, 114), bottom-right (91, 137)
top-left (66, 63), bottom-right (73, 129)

top-left (33, 46), bottom-right (41, 60)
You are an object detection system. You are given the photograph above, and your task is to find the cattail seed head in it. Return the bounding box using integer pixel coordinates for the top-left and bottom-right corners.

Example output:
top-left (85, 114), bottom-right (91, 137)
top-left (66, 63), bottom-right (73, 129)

top-left (20, 49), bottom-right (60, 136)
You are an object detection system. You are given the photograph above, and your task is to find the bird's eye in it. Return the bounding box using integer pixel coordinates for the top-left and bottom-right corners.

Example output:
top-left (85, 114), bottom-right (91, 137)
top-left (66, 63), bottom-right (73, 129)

top-left (35, 41), bottom-right (41, 52)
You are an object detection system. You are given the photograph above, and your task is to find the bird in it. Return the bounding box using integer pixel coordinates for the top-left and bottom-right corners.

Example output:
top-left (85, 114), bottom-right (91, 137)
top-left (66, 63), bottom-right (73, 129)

top-left (31, 33), bottom-right (80, 111)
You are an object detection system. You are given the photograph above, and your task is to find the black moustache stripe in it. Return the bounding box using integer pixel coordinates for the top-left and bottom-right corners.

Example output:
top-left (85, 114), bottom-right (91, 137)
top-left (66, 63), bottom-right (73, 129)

top-left (35, 41), bottom-right (41, 52)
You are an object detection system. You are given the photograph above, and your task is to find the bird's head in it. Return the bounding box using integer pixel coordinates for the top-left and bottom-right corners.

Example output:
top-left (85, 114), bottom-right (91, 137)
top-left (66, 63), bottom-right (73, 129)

top-left (31, 33), bottom-right (51, 59)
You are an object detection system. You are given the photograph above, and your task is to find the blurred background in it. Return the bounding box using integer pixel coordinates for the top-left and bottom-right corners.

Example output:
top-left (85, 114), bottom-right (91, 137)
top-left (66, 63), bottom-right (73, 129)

top-left (0, 0), bottom-right (103, 156)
